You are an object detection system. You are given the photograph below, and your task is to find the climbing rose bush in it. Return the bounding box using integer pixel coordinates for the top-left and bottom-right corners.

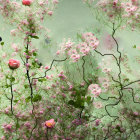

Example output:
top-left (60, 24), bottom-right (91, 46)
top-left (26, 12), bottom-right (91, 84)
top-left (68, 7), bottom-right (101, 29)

top-left (84, 0), bottom-right (140, 31)
top-left (57, 32), bottom-right (99, 62)
top-left (0, 0), bottom-right (139, 140)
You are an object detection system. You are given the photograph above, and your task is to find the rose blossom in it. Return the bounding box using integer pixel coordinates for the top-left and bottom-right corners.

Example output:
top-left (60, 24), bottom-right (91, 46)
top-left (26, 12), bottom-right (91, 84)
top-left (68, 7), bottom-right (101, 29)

top-left (47, 11), bottom-right (53, 16)
top-left (45, 119), bottom-right (55, 128)
top-left (8, 59), bottom-right (20, 70)
top-left (95, 119), bottom-right (101, 126)
top-left (93, 101), bottom-right (103, 109)
top-left (88, 84), bottom-right (102, 97)
top-left (22, 0), bottom-right (32, 6)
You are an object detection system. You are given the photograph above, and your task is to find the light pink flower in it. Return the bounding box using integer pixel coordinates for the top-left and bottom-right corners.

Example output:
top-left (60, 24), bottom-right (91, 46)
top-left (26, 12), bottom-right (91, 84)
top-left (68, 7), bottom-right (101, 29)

top-left (1, 136), bottom-right (5, 140)
top-left (133, 111), bottom-right (139, 116)
top-left (48, 11), bottom-right (53, 16)
top-left (88, 84), bottom-right (102, 97)
top-left (11, 43), bottom-right (20, 52)
top-left (93, 101), bottom-right (103, 109)
top-left (10, 29), bottom-right (17, 36)
top-left (3, 124), bottom-right (13, 132)
top-left (24, 122), bottom-right (31, 128)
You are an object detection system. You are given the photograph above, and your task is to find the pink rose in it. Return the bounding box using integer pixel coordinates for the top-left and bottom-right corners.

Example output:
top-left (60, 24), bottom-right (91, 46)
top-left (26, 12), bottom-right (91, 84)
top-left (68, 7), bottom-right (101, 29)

top-left (95, 119), bottom-right (101, 126)
top-left (8, 59), bottom-right (20, 70)
top-left (45, 119), bottom-right (55, 128)
top-left (47, 11), bottom-right (53, 16)
top-left (45, 66), bottom-right (50, 70)
top-left (22, 0), bottom-right (32, 6)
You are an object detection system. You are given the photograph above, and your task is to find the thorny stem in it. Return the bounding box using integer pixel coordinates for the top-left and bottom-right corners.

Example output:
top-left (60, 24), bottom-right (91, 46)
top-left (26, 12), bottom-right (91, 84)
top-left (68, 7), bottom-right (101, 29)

top-left (10, 70), bottom-right (19, 136)
top-left (112, 23), bottom-right (122, 85)
top-left (46, 127), bottom-right (49, 140)
top-left (24, 38), bottom-right (67, 139)
top-left (82, 56), bottom-right (89, 85)
top-left (31, 58), bottom-right (67, 84)
top-left (10, 70), bottom-right (14, 115)
top-left (25, 37), bottom-right (38, 139)
top-left (79, 108), bottom-right (84, 118)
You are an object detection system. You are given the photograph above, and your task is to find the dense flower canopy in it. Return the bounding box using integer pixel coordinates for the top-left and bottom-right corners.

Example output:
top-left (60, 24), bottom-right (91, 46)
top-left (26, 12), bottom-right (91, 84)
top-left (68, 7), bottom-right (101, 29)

top-left (0, 0), bottom-right (139, 140)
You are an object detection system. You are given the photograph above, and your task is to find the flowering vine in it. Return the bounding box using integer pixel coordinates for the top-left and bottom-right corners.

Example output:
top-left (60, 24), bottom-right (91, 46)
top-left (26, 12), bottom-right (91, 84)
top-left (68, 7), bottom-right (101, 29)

top-left (0, 0), bottom-right (139, 140)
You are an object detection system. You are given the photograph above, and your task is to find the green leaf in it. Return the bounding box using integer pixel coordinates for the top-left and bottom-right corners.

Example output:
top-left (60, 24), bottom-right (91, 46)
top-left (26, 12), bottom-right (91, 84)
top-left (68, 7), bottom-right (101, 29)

top-left (5, 85), bottom-right (10, 88)
top-left (24, 85), bottom-right (29, 89)
top-left (75, 98), bottom-right (85, 109)
top-left (33, 52), bottom-right (37, 56)
top-left (25, 96), bottom-right (31, 103)
top-left (14, 100), bottom-right (19, 103)
top-left (11, 77), bottom-right (15, 82)
top-left (30, 35), bottom-right (39, 39)
top-left (68, 100), bottom-right (75, 105)
top-left (32, 94), bottom-right (42, 102)
top-left (133, 45), bottom-right (136, 48)
top-left (1, 42), bottom-right (4, 46)
top-left (92, 127), bottom-right (97, 131)
top-left (24, 50), bottom-right (28, 53)
top-left (38, 78), bottom-right (46, 82)
top-left (116, 126), bottom-right (121, 131)
top-left (86, 96), bottom-right (91, 104)
top-left (16, 122), bottom-right (20, 129)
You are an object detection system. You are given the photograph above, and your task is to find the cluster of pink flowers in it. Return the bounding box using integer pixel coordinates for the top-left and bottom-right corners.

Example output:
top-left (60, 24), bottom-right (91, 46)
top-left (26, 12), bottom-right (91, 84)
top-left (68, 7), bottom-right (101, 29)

top-left (0, 0), bottom-right (59, 37)
top-left (2, 123), bottom-right (13, 133)
top-left (72, 119), bottom-right (83, 126)
top-left (58, 71), bottom-right (67, 80)
top-left (0, 96), bottom-right (58, 139)
top-left (95, 119), bottom-right (101, 126)
top-left (58, 32), bottom-right (99, 62)
top-left (88, 84), bottom-right (102, 97)
top-left (0, 0), bottom-right (102, 139)
top-left (96, 0), bottom-right (140, 30)
top-left (0, 0), bottom-right (20, 17)
top-left (81, 32), bottom-right (99, 50)
top-left (121, 1), bottom-right (140, 30)
top-left (97, 0), bottom-right (122, 19)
